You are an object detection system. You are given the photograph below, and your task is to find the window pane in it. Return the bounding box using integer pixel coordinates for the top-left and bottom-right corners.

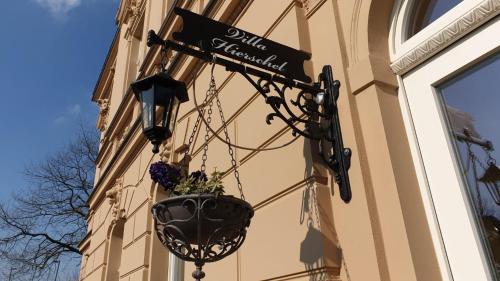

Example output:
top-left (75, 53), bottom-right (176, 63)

top-left (410, 0), bottom-right (462, 37)
top-left (439, 53), bottom-right (500, 277)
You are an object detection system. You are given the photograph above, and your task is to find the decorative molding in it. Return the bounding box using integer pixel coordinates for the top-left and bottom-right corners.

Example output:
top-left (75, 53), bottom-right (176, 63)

top-left (159, 139), bottom-right (173, 162)
top-left (118, 125), bottom-right (130, 146)
top-left (298, 0), bottom-right (311, 12)
top-left (254, 267), bottom-right (341, 281)
top-left (127, 0), bottom-right (141, 19)
top-left (96, 99), bottom-right (110, 132)
top-left (123, 0), bottom-right (145, 40)
top-left (121, 0), bottom-right (142, 24)
top-left (391, 0), bottom-right (500, 75)
top-left (349, 0), bottom-right (362, 64)
top-left (110, 60), bottom-right (116, 74)
top-left (100, 135), bottom-right (109, 146)
top-left (106, 177), bottom-right (126, 225)
top-left (297, 0), bottom-right (326, 18)
top-left (86, 209), bottom-right (95, 225)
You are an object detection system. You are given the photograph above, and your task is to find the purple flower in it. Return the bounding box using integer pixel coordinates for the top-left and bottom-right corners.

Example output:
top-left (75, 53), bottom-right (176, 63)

top-left (189, 171), bottom-right (208, 183)
top-left (149, 161), bottom-right (181, 190)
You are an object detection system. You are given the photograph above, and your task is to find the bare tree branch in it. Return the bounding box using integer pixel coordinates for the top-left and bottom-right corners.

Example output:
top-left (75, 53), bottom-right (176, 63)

top-left (0, 124), bottom-right (98, 279)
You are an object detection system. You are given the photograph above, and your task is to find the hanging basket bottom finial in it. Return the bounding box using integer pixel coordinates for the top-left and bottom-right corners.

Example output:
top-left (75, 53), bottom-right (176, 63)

top-left (192, 263), bottom-right (206, 280)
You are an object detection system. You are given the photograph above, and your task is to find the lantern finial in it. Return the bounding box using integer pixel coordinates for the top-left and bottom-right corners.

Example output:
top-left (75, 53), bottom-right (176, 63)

top-left (152, 143), bottom-right (160, 154)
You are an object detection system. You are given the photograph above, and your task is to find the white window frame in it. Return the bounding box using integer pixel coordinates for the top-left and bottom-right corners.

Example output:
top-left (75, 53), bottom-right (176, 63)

top-left (390, 0), bottom-right (500, 280)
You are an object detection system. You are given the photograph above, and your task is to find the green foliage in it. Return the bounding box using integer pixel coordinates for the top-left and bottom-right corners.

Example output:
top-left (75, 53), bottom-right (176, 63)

top-left (172, 171), bottom-right (225, 196)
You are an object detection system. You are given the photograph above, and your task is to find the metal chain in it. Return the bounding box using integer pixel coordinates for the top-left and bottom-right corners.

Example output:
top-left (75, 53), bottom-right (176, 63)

top-left (184, 86), bottom-right (212, 162)
top-left (200, 78), bottom-right (215, 173)
top-left (214, 88), bottom-right (245, 200)
top-left (184, 60), bottom-right (246, 198)
top-left (184, 113), bottom-right (202, 160)
top-left (159, 47), bottom-right (168, 72)
top-left (191, 62), bottom-right (300, 152)
top-left (207, 60), bottom-right (245, 199)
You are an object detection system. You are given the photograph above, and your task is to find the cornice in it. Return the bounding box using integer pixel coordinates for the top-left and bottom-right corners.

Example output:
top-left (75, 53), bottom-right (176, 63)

top-left (78, 230), bottom-right (92, 252)
top-left (391, 0), bottom-right (500, 75)
top-left (91, 29), bottom-right (119, 102)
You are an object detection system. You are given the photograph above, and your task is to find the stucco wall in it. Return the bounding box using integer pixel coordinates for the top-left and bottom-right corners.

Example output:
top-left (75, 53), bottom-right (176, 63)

top-left (81, 1), bottom-right (443, 281)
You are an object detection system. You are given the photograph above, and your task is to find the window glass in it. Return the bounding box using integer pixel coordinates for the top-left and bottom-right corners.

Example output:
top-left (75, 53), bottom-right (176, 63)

top-left (409, 0), bottom-right (462, 37)
top-left (439, 52), bottom-right (500, 276)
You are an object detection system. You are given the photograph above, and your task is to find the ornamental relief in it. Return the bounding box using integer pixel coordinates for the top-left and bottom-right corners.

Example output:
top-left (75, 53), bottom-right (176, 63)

top-left (96, 98), bottom-right (110, 132)
top-left (127, 0), bottom-right (141, 18)
top-left (117, 125), bottom-right (130, 146)
top-left (391, 0), bottom-right (500, 75)
top-left (126, 0), bottom-right (145, 34)
top-left (117, 0), bottom-right (144, 29)
top-left (106, 177), bottom-right (126, 225)
top-left (159, 139), bottom-right (173, 162)
top-left (296, 0), bottom-right (326, 17)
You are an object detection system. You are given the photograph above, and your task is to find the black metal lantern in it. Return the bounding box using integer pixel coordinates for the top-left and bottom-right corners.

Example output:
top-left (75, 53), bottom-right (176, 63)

top-left (131, 72), bottom-right (189, 153)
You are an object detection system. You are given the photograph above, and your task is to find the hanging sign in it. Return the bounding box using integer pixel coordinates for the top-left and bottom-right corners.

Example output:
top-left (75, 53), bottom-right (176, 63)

top-left (173, 8), bottom-right (312, 83)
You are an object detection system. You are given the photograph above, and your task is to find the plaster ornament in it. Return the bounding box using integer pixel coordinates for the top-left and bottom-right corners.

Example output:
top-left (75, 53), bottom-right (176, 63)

top-left (96, 99), bottom-right (110, 132)
top-left (100, 135), bottom-right (109, 145)
top-left (159, 140), bottom-right (173, 162)
top-left (299, 0), bottom-right (310, 12)
top-left (110, 60), bottom-right (116, 73)
top-left (296, 0), bottom-right (323, 15)
top-left (118, 125), bottom-right (130, 145)
top-left (127, 0), bottom-right (142, 24)
top-left (106, 177), bottom-right (126, 223)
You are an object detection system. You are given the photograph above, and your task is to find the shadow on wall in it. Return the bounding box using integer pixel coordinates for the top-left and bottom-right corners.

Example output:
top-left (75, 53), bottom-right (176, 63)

top-left (300, 139), bottom-right (342, 281)
top-left (300, 185), bottom-right (325, 281)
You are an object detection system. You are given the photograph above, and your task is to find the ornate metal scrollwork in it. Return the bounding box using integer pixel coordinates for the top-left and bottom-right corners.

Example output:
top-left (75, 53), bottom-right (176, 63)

top-left (146, 30), bottom-right (352, 202)
top-left (152, 194), bottom-right (254, 280)
top-left (238, 66), bottom-right (352, 202)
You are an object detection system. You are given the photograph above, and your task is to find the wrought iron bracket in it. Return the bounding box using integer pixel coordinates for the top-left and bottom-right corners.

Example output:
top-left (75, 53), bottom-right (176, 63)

top-left (147, 30), bottom-right (352, 202)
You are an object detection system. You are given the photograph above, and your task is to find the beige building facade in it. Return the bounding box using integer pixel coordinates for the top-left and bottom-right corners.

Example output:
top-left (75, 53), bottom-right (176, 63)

top-left (79, 0), bottom-right (500, 280)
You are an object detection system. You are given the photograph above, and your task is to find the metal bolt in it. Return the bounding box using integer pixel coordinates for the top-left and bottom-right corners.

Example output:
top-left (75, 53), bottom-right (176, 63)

top-left (314, 92), bottom-right (325, 105)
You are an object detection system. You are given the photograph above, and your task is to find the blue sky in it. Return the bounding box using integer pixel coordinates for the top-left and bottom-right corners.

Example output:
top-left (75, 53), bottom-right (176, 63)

top-left (0, 0), bottom-right (118, 201)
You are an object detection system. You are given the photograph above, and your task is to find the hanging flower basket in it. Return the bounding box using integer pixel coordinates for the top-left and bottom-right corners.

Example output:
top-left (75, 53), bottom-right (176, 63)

top-left (152, 194), bottom-right (253, 262)
top-left (147, 65), bottom-right (253, 280)
top-left (149, 161), bottom-right (253, 273)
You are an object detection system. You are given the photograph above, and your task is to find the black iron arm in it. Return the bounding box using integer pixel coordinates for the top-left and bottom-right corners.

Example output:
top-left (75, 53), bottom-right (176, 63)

top-left (147, 30), bottom-right (352, 203)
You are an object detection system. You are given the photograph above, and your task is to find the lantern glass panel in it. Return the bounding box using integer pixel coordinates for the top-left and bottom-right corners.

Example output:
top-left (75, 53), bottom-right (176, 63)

top-left (141, 87), bottom-right (155, 130)
top-left (168, 97), bottom-right (180, 134)
top-left (156, 104), bottom-right (167, 127)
